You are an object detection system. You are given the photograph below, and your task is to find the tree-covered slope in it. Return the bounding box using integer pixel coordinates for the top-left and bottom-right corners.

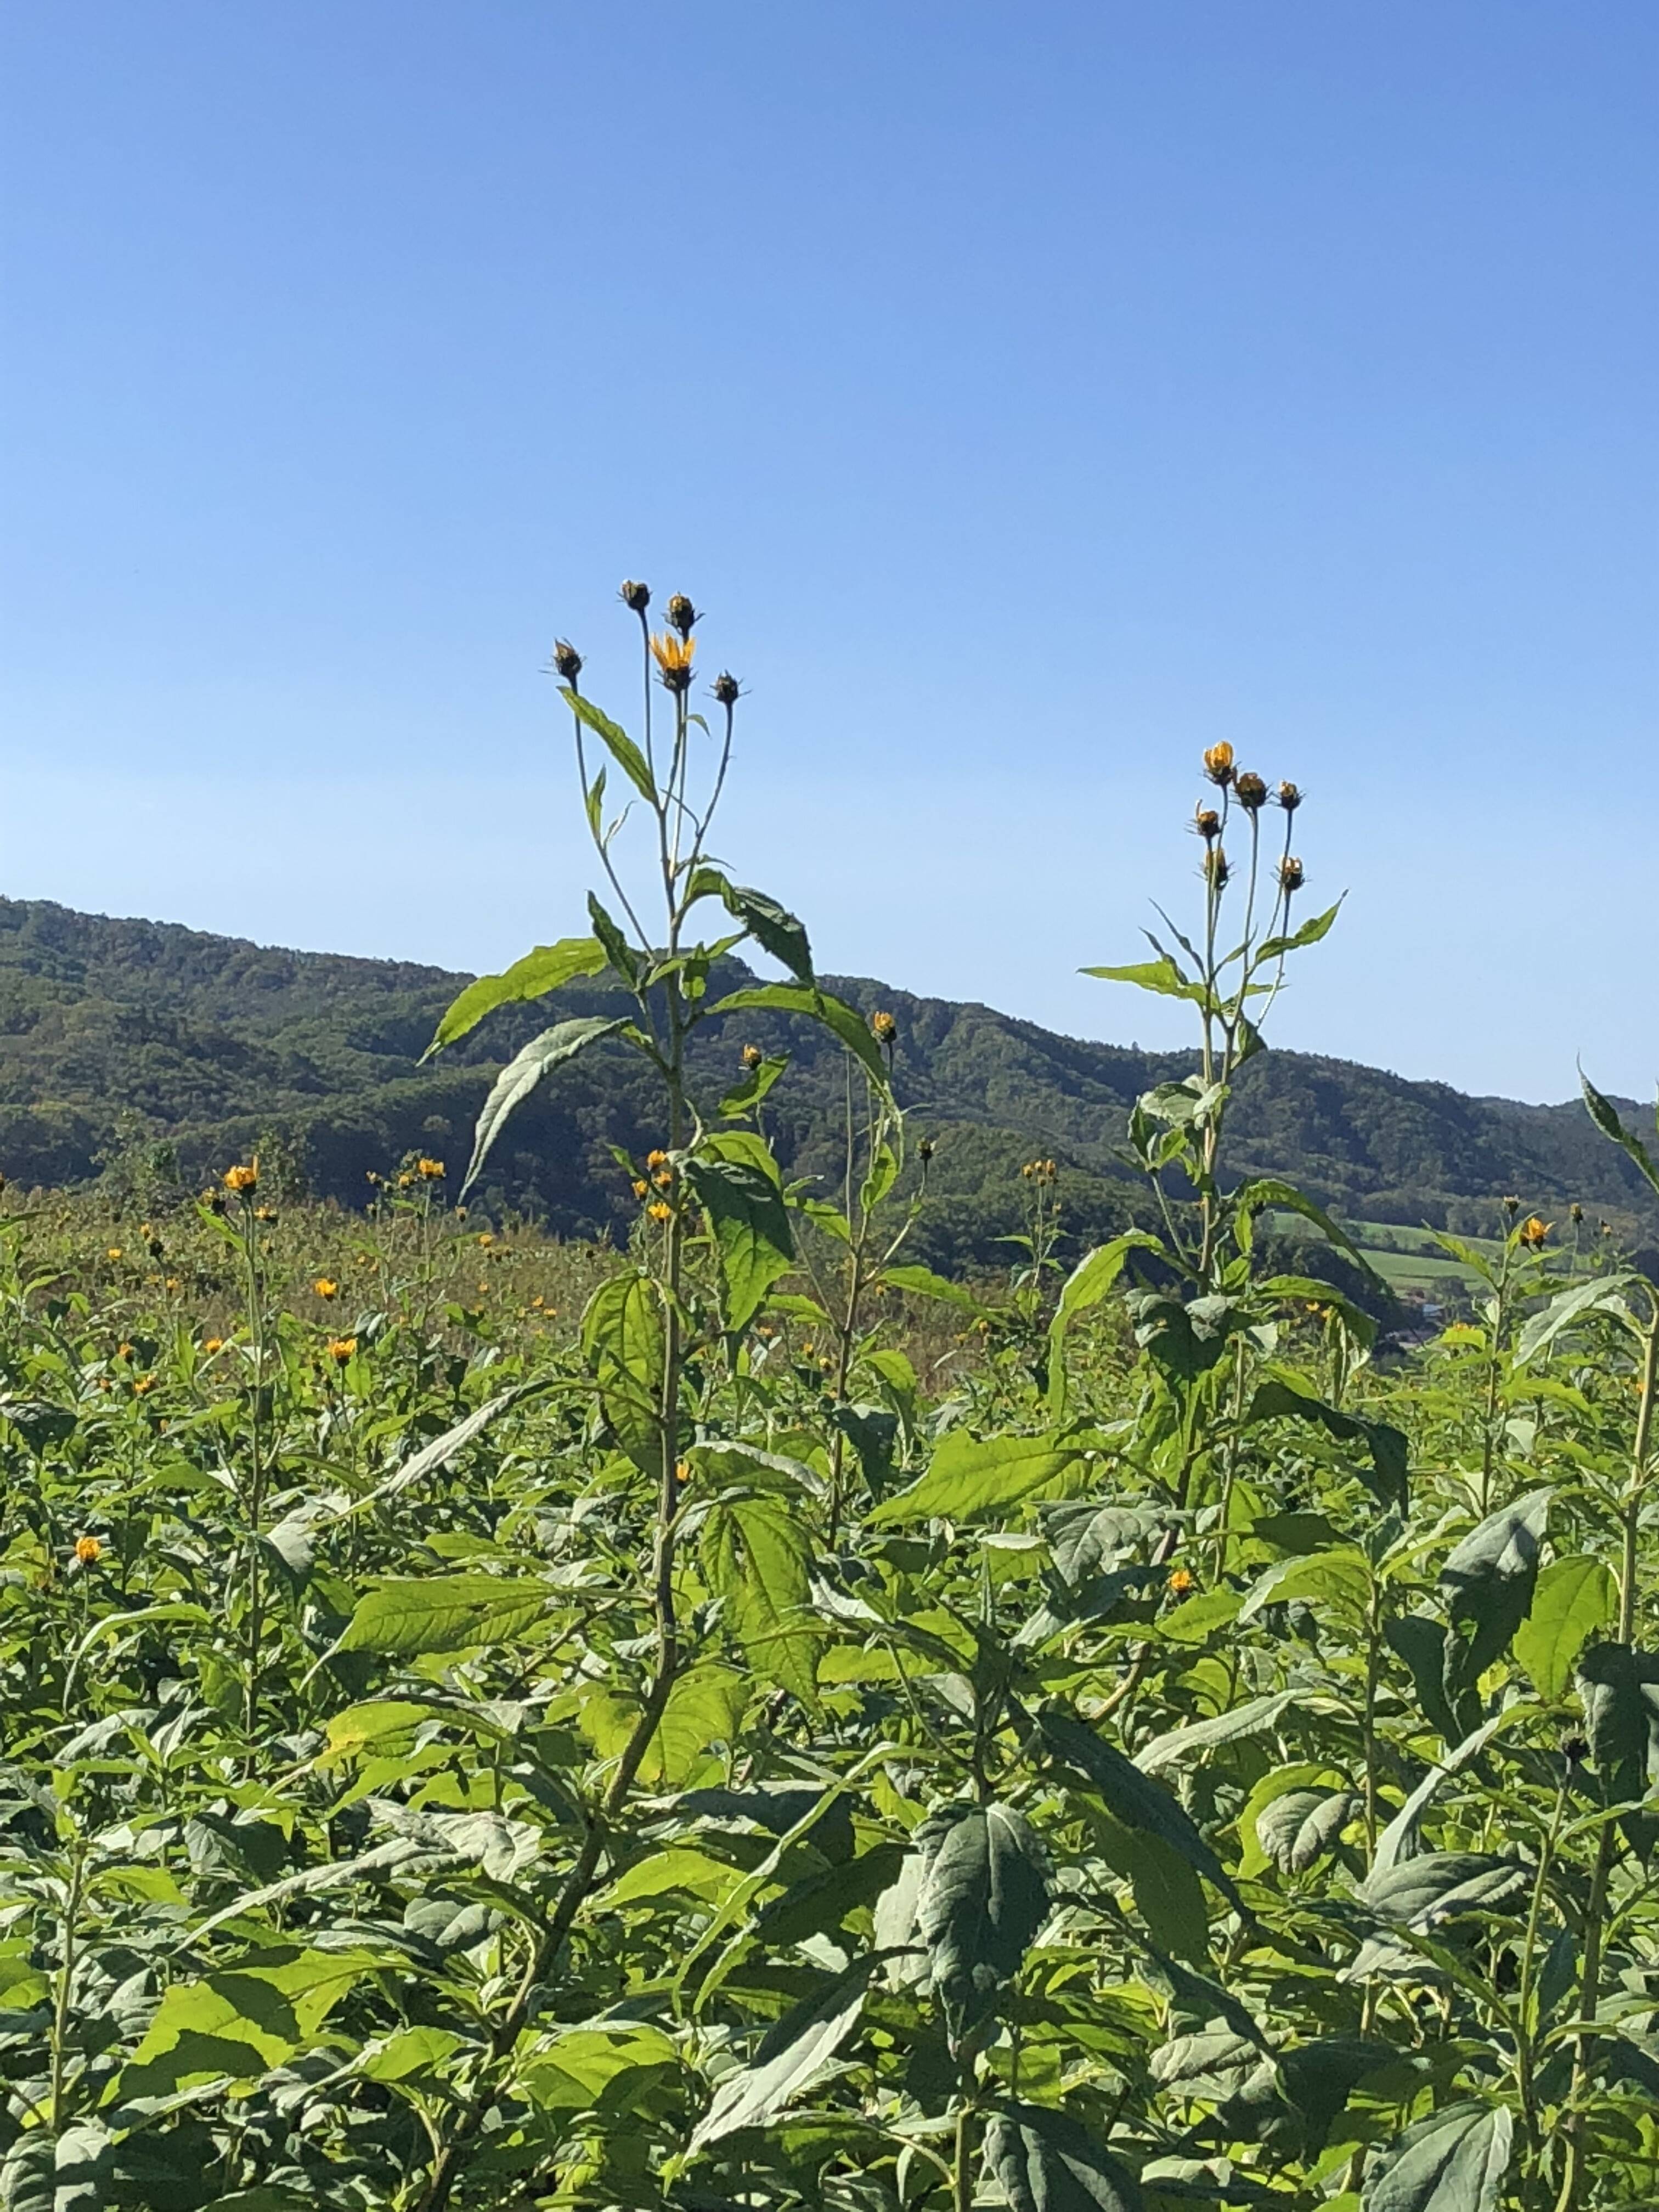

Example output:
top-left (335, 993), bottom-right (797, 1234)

top-left (0, 895), bottom-right (1653, 1265)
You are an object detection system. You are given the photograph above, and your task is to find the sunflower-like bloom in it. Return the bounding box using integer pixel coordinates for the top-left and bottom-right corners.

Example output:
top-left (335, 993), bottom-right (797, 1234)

top-left (871, 1010), bottom-right (898, 1045)
top-left (1234, 771), bottom-right (1267, 811)
top-left (1278, 855), bottom-right (1305, 895)
top-left (1202, 742), bottom-right (1234, 787)
top-left (1520, 1215), bottom-right (1551, 1249)
top-left (647, 1200), bottom-right (673, 1224)
top-left (223, 1162), bottom-right (258, 1193)
top-left (75, 1534), bottom-right (102, 1565)
top-left (327, 1336), bottom-right (358, 1365)
top-left (650, 631), bottom-right (696, 692)
top-left (313, 1277), bottom-right (338, 1300)
top-left (416, 1156), bottom-right (445, 1180)
top-left (1166, 1566), bottom-right (1195, 1595)
top-left (632, 1178), bottom-right (650, 1199)
top-left (203, 1336), bottom-right (223, 1355)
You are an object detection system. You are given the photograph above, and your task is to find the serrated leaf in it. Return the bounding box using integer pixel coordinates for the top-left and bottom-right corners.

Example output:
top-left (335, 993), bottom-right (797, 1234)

top-left (1514, 1554), bottom-right (1616, 1701)
top-left (684, 1150), bottom-right (794, 1333)
top-left (916, 1803), bottom-right (1049, 2047)
top-left (870, 1430), bottom-right (1081, 1526)
top-left (982, 2102), bottom-right (1143, 2211)
top-left (425, 935), bottom-right (607, 1054)
top-left (336, 1576), bottom-right (546, 1657)
top-left (1362, 2100), bottom-right (1512, 2212)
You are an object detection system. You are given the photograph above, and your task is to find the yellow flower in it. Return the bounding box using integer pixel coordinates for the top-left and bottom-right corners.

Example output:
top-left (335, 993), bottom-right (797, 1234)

top-left (478, 1232), bottom-right (495, 1248)
top-left (674, 1459), bottom-right (692, 1486)
top-left (223, 1162), bottom-right (258, 1193)
top-left (1193, 805), bottom-right (1221, 842)
top-left (254, 1205), bottom-right (276, 1222)
top-left (202, 1336), bottom-right (224, 1355)
top-left (326, 1336), bottom-right (358, 1365)
top-left (646, 1150), bottom-right (669, 1170)
top-left (1202, 742), bottom-right (1234, 787)
top-left (649, 631), bottom-right (696, 692)
top-left (165, 1277), bottom-right (180, 1294)
top-left (632, 1178), bottom-right (650, 1198)
top-left (116, 1341), bottom-right (134, 1361)
top-left (1166, 1566), bottom-right (1195, 1595)
top-left (647, 1201), bottom-right (673, 1224)
top-left (417, 1156), bottom-right (445, 1180)
top-left (653, 1167), bottom-right (674, 1189)
top-left (106, 1245), bottom-right (123, 1262)
top-left (741, 1043), bottom-right (764, 1069)
top-left (74, 1534), bottom-right (101, 1565)
top-left (132, 1375), bottom-right (154, 1396)
top-left (1520, 1216), bottom-right (1551, 1250)
top-left (871, 1010), bottom-right (898, 1045)
top-left (313, 1277), bottom-right (338, 1300)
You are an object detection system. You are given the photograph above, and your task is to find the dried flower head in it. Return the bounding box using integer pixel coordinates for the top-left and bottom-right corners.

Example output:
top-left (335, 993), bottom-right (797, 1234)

top-left (1277, 780), bottom-right (1303, 812)
top-left (326, 1336), bottom-right (358, 1365)
top-left (741, 1042), bottom-right (764, 1069)
top-left (1193, 805), bottom-right (1221, 842)
top-left (918, 1137), bottom-right (936, 1164)
top-left (1278, 855), bottom-right (1305, 895)
top-left (1503, 1195), bottom-right (1521, 1216)
top-left (650, 631), bottom-right (696, 692)
top-left (665, 593), bottom-right (699, 637)
top-left (552, 639), bottom-right (583, 683)
top-left (620, 579), bottom-right (651, 613)
top-left (1570, 1201), bottom-right (1584, 1223)
top-left (75, 1534), bottom-right (102, 1565)
top-left (1202, 742), bottom-right (1235, 788)
top-left (203, 1188), bottom-right (227, 1214)
top-left (223, 1162), bottom-right (258, 1193)
top-left (712, 670), bottom-right (741, 708)
top-left (1205, 845), bottom-right (1231, 890)
top-left (1234, 771), bottom-right (1268, 812)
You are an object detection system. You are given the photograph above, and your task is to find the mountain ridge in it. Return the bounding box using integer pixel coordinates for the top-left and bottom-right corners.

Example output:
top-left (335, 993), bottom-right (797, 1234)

top-left (1, 895), bottom-right (1654, 1270)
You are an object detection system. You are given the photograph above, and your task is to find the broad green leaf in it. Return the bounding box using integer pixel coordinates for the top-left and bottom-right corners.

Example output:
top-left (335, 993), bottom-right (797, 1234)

top-left (1514, 1554), bottom-right (1616, 1700)
top-left (336, 1576), bottom-right (546, 1657)
top-left (688, 867), bottom-right (814, 983)
top-left (1372, 1712), bottom-right (1515, 1878)
top-left (710, 982), bottom-right (890, 1091)
top-left (1275, 2036), bottom-right (1395, 2156)
top-left (879, 1265), bottom-right (988, 1314)
top-left (684, 1149), bottom-right (794, 1332)
top-left (1233, 1174), bottom-right (1370, 1269)
top-left (562, 687), bottom-right (656, 802)
top-left (123, 1950), bottom-right (383, 2096)
top-left (1238, 1548), bottom-right (1371, 1625)
top-left (461, 1017), bottom-right (626, 1194)
top-left (521, 2022), bottom-right (680, 2114)
top-left (687, 1954), bottom-right (877, 2151)
top-left (1254, 897), bottom-right (1344, 963)
top-left (1047, 1234), bottom-right (1161, 1414)
top-left (579, 1663), bottom-right (747, 1788)
top-left (601, 1848), bottom-right (743, 1909)
top-left (1361, 1853), bottom-right (1528, 1931)
top-left (916, 1802), bottom-right (1049, 2047)
top-left (1515, 1272), bottom-right (1645, 1365)
top-left (1256, 1788), bottom-right (1358, 1876)
top-left (982, 2102), bottom-right (1142, 2212)
top-left (870, 1430), bottom-right (1081, 1526)
top-left (1038, 1706), bottom-right (1240, 1910)
top-left (1362, 2100), bottom-right (1512, 2212)
top-left (358, 2026), bottom-right (465, 2084)
top-left (1581, 1072), bottom-right (1659, 1198)
top-left (1440, 1488), bottom-right (1550, 1705)
top-left (1136, 1688), bottom-right (1313, 1774)
top-left (1576, 1640), bottom-right (1659, 1855)
top-left (700, 1491), bottom-right (823, 1703)
top-left (1109, 1824), bottom-right (1210, 1961)
top-left (1247, 1374), bottom-right (1408, 1514)
top-left (1080, 956), bottom-right (1213, 1009)
top-left (366, 1379), bottom-right (554, 1506)
top-left (582, 1271), bottom-right (667, 1467)
top-left (425, 934), bottom-right (607, 1054)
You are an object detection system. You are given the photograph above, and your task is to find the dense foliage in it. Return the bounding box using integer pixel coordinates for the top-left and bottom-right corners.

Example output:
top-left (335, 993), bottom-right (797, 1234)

top-left (3, 589), bottom-right (1659, 2212)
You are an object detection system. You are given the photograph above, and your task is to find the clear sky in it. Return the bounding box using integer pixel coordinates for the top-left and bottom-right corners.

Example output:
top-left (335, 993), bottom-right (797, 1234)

top-left (2, 3), bottom-right (1654, 1103)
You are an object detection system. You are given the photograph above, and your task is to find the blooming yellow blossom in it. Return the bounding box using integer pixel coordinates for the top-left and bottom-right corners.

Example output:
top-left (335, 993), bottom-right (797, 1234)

top-left (326, 1336), bottom-right (358, 1365)
top-left (1166, 1567), bottom-right (1195, 1595)
top-left (75, 1534), bottom-right (102, 1565)
top-left (313, 1277), bottom-right (338, 1300)
top-left (223, 1163), bottom-right (258, 1193)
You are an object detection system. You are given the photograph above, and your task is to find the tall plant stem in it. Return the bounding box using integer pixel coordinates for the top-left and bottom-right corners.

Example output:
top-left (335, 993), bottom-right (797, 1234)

top-left (1553, 1310), bottom-right (1658, 2212)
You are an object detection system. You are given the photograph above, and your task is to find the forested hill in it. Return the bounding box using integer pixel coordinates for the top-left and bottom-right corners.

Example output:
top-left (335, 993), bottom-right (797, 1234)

top-left (0, 894), bottom-right (1654, 1269)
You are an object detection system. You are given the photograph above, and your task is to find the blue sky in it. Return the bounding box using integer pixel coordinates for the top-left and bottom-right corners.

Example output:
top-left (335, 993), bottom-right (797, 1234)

top-left (2, 2), bottom-right (1654, 1103)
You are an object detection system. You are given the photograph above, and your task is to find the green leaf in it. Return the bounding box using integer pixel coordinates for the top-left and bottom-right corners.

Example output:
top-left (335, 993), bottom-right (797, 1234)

top-left (1232, 1175), bottom-right (1371, 1270)
top-left (1514, 1554), bottom-right (1617, 1701)
top-left (701, 1491), bottom-right (823, 1705)
top-left (1080, 956), bottom-right (1213, 1009)
top-left (1439, 1488), bottom-right (1550, 1705)
top-left (366, 1379), bottom-right (554, 1506)
top-left (461, 1017), bottom-right (626, 1194)
top-left (1256, 1788), bottom-right (1358, 1876)
top-left (982, 2102), bottom-right (1143, 2212)
top-left (684, 1149), bottom-right (795, 1333)
top-left (563, 687), bottom-right (656, 803)
top-left (425, 935), bottom-right (607, 1055)
top-left (1247, 1374), bottom-right (1408, 1514)
top-left (1047, 1234), bottom-right (1162, 1415)
top-left (581, 1271), bottom-right (666, 1468)
top-left (1372, 1712), bottom-right (1515, 1878)
top-left (1254, 897), bottom-right (1344, 963)
top-left (1515, 1273), bottom-right (1646, 1365)
top-left (1576, 1640), bottom-right (1659, 1856)
top-left (1136, 1688), bottom-right (1312, 1775)
top-left (869, 1430), bottom-right (1082, 1526)
top-left (1274, 2037), bottom-right (1394, 2156)
top-left (687, 1954), bottom-right (877, 2151)
top-left (586, 891), bottom-right (640, 989)
top-left (1581, 1071), bottom-right (1659, 1198)
top-left (689, 867), bottom-right (815, 983)
top-left (710, 982), bottom-right (890, 1091)
top-left (336, 1576), bottom-right (546, 1657)
top-left (1361, 1853), bottom-right (1528, 1931)
top-left (122, 1951), bottom-right (382, 2097)
top-left (1362, 2100), bottom-right (1512, 2212)
top-left (916, 1802), bottom-right (1050, 2047)
top-left (579, 1663), bottom-right (747, 1789)
top-left (1038, 1706), bottom-right (1241, 1911)
top-left (879, 1264), bottom-right (989, 1314)
top-left (718, 1052), bottom-right (789, 1118)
